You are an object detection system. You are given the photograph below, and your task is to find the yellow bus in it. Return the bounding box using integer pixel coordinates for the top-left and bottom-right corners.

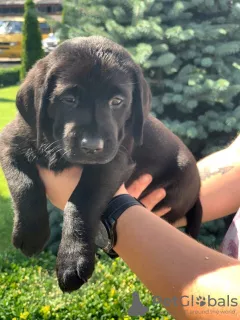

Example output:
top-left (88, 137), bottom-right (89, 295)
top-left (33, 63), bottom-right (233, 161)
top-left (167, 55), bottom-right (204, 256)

top-left (0, 16), bottom-right (51, 59)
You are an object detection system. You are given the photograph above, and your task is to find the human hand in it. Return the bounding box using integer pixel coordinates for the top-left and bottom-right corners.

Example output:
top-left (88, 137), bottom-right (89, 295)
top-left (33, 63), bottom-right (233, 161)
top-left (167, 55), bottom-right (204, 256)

top-left (113, 174), bottom-right (171, 217)
top-left (37, 166), bottom-right (83, 210)
top-left (38, 167), bottom-right (170, 217)
top-left (126, 174), bottom-right (171, 217)
top-left (124, 175), bottom-right (187, 226)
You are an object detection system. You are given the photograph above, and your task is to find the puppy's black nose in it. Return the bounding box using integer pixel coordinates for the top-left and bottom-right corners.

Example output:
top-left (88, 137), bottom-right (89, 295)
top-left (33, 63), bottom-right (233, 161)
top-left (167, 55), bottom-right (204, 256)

top-left (80, 137), bottom-right (104, 154)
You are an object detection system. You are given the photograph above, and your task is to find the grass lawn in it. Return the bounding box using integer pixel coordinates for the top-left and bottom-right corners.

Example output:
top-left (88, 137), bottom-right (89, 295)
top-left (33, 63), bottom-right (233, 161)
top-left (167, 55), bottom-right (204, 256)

top-left (0, 86), bottom-right (18, 251)
top-left (0, 250), bottom-right (172, 320)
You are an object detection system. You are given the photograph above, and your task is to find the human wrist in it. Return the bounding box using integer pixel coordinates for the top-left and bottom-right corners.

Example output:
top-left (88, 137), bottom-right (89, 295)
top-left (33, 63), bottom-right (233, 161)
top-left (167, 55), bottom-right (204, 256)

top-left (113, 205), bottom-right (149, 252)
top-left (97, 194), bottom-right (144, 257)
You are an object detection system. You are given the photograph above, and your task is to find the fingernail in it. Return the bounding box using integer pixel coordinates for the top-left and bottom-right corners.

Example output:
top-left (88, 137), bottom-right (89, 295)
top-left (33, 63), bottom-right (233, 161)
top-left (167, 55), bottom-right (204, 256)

top-left (158, 190), bottom-right (166, 198)
top-left (141, 175), bottom-right (152, 184)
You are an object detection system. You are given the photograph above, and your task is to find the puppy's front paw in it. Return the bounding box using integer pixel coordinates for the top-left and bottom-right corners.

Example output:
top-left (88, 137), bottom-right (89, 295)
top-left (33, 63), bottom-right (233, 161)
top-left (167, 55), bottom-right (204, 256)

top-left (56, 246), bottom-right (95, 292)
top-left (12, 221), bottom-right (50, 257)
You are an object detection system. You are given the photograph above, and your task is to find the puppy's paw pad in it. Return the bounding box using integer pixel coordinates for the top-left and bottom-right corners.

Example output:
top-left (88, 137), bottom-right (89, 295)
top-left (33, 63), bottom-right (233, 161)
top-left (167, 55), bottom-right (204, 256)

top-left (56, 255), bottom-right (95, 292)
top-left (57, 269), bottom-right (85, 292)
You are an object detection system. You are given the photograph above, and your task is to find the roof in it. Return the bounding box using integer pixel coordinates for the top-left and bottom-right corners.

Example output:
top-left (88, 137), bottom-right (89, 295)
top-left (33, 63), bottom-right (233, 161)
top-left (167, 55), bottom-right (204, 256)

top-left (0, 0), bottom-right (62, 5)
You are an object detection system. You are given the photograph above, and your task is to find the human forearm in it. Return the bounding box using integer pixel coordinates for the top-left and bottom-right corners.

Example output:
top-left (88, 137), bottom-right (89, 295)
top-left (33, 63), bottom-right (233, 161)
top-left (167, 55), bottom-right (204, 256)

top-left (174, 143), bottom-right (240, 228)
top-left (197, 146), bottom-right (240, 223)
top-left (114, 205), bottom-right (240, 319)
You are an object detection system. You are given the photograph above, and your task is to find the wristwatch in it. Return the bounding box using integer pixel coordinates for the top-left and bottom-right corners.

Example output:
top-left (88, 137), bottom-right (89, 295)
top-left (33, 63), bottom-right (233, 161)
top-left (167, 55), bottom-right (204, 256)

top-left (95, 194), bottom-right (145, 258)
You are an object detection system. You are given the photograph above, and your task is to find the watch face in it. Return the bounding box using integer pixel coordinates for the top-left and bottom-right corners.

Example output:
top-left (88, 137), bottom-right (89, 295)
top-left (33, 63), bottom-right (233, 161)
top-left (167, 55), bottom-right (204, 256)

top-left (95, 221), bottom-right (109, 249)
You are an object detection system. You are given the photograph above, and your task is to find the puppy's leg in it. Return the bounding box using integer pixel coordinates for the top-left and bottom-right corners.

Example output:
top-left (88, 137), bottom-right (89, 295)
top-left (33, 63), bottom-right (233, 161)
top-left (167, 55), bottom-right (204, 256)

top-left (185, 198), bottom-right (202, 239)
top-left (56, 151), bottom-right (134, 292)
top-left (0, 153), bottom-right (50, 256)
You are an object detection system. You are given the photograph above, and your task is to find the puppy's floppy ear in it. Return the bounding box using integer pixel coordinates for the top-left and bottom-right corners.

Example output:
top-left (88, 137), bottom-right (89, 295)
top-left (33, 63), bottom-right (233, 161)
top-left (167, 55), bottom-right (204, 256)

top-left (131, 66), bottom-right (152, 145)
top-left (35, 69), bottom-right (55, 147)
top-left (16, 57), bottom-right (55, 147)
top-left (16, 68), bottom-right (38, 127)
top-left (16, 58), bottom-right (48, 125)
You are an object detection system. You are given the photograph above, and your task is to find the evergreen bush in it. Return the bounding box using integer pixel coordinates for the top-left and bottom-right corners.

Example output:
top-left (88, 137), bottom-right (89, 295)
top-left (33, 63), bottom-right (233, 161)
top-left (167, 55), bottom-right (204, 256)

top-left (60, 0), bottom-right (240, 157)
top-left (21, 0), bottom-right (44, 80)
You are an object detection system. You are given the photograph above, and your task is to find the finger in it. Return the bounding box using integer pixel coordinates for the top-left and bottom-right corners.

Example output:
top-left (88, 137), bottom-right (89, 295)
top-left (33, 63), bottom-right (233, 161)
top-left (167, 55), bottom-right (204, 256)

top-left (154, 207), bottom-right (171, 217)
top-left (127, 174), bottom-right (152, 198)
top-left (140, 188), bottom-right (167, 211)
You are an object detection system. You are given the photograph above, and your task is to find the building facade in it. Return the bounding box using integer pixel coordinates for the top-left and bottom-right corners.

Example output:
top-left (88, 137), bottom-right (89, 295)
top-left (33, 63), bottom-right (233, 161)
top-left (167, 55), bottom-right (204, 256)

top-left (0, 0), bottom-right (62, 17)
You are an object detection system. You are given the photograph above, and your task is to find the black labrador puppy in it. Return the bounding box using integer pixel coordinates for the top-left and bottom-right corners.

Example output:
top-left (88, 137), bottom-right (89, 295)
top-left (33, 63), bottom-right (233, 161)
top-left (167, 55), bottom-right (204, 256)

top-left (0, 36), bottom-right (202, 292)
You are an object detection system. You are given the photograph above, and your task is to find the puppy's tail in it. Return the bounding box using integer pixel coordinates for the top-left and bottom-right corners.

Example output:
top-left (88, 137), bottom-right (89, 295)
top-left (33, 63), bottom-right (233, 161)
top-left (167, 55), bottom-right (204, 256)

top-left (185, 197), bottom-right (202, 239)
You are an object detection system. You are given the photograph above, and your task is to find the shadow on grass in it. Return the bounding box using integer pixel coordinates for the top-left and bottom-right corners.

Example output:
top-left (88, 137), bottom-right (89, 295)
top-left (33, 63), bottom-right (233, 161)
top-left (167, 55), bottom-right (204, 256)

top-left (0, 195), bottom-right (13, 252)
top-left (0, 97), bottom-right (16, 103)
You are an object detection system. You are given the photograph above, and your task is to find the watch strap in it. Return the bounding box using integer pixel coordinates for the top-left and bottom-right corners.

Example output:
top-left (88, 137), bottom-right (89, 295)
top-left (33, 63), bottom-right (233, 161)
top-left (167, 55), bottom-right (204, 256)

top-left (101, 194), bottom-right (145, 257)
top-left (102, 194), bottom-right (144, 220)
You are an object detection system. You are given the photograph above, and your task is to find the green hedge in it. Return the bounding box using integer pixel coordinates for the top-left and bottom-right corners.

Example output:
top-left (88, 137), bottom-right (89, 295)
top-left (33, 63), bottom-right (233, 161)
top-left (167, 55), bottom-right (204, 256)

top-left (0, 67), bottom-right (20, 87)
top-left (0, 250), bottom-right (174, 319)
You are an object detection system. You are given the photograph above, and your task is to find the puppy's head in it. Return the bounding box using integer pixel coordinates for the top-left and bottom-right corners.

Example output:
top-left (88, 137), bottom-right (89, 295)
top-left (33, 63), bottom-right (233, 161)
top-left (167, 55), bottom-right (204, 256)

top-left (17, 36), bottom-right (151, 165)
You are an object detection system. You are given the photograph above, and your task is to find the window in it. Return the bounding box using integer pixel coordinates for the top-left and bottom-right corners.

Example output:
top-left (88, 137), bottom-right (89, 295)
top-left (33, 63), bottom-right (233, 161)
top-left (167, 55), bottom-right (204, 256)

top-left (39, 23), bottom-right (50, 34)
top-left (0, 21), bottom-right (23, 34)
top-left (0, 7), bottom-right (24, 14)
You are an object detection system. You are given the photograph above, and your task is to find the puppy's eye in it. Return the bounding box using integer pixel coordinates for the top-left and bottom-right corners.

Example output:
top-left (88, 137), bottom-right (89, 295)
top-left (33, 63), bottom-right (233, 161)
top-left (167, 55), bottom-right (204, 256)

top-left (61, 95), bottom-right (76, 104)
top-left (109, 97), bottom-right (123, 109)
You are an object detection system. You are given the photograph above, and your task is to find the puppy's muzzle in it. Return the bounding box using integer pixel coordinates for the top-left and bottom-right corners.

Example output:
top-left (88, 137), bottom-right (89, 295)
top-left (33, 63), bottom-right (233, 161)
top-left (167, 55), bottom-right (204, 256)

top-left (80, 136), bottom-right (104, 154)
